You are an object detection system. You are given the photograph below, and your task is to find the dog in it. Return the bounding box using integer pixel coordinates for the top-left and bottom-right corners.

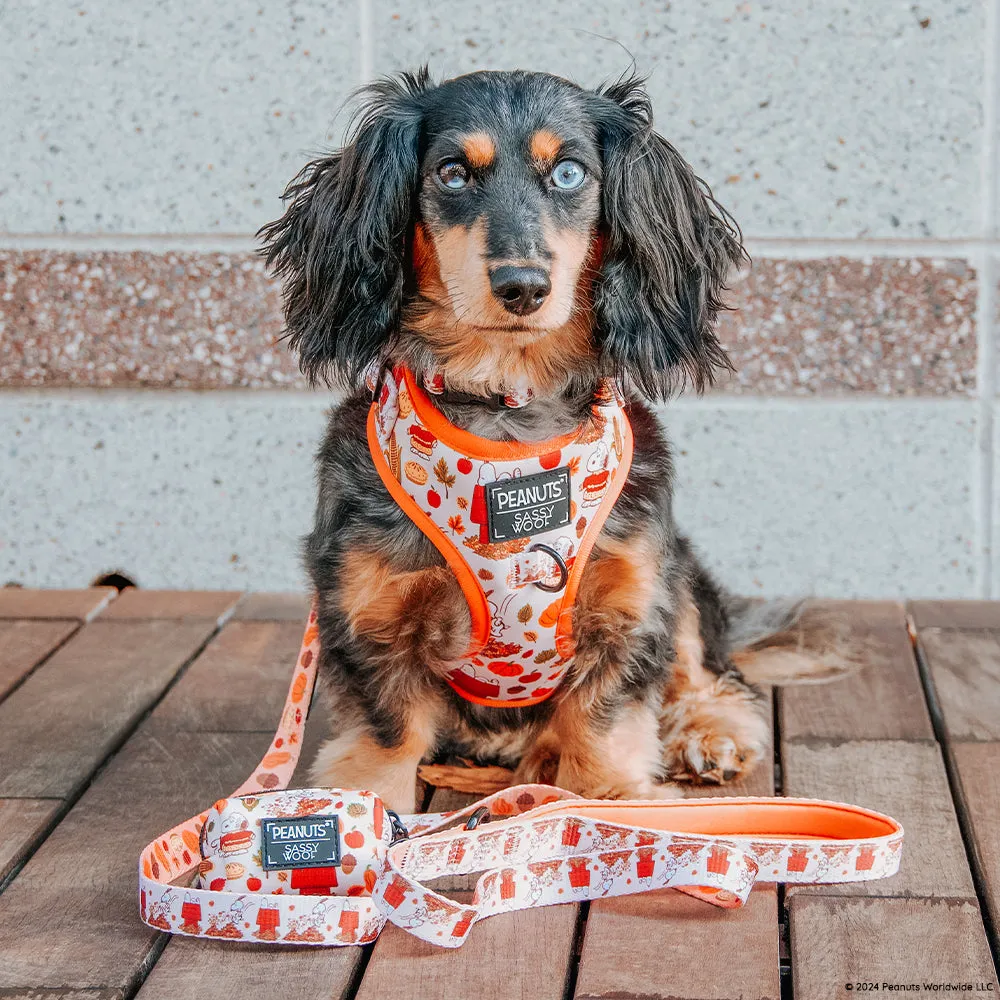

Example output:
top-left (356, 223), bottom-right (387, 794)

top-left (258, 68), bottom-right (856, 812)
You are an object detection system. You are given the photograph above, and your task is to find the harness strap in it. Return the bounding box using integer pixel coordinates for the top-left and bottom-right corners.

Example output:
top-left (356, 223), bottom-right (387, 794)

top-left (138, 611), bottom-right (904, 948)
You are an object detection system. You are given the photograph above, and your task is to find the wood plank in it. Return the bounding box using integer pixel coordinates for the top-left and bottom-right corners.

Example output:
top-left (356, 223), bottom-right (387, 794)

top-left (953, 742), bottom-right (1000, 941)
top-left (783, 741), bottom-right (975, 899)
top-left (0, 798), bottom-right (61, 884)
top-left (355, 783), bottom-right (578, 1000)
top-left (146, 620), bottom-right (312, 736)
top-left (0, 991), bottom-right (124, 1000)
top-left (0, 731), bottom-right (275, 991)
top-left (576, 889), bottom-right (780, 1000)
top-left (98, 589), bottom-right (242, 621)
top-left (0, 587), bottom-right (117, 620)
top-left (790, 897), bottom-right (997, 999)
top-left (574, 696), bottom-right (779, 1000)
top-left (0, 619), bottom-right (77, 701)
top-left (0, 618), bottom-right (357, 995)
top-left (0, 619), bottom-right (218, 798)
top-left (232, 592), bottom-right (312, 621)
top-left (909, 599), bottom-right (1000, 631)
top-left (918, 628), bottom-right (1000, 740)
top-left (135, 939), bottom-right (355, 999)
top-left (780, 602), bottom-right (934, 742)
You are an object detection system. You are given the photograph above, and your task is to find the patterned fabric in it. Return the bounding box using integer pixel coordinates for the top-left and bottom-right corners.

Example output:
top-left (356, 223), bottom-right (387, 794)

top-left (368, 366), bottom-right (634, 707)
top-left (138, 611), bottom-right (905, 950)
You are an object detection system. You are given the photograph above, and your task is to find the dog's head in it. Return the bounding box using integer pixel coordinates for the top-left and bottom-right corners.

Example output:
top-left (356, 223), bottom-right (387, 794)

top-left (259, 68), bottom-right (746, 400)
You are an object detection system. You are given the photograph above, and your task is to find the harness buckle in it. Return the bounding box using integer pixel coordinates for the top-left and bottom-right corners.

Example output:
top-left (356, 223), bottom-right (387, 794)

top-left (528, 543), bottom-right (569, 593)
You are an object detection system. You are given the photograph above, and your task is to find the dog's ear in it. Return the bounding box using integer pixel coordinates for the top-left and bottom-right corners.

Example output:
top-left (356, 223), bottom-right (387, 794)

top-left (258, 70), bottom-right (431, 387)
top-left (588, 73), bottom-right (747, 399)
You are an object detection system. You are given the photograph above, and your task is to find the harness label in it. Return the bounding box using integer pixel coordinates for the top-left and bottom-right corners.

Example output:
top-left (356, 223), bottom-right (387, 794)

top-left (260, 815), bottom-right (341, 871)
top-left (484, 466), bottom-right (571, 543)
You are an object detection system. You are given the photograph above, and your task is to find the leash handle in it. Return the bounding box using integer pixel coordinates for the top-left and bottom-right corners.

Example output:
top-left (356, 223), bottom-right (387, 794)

top-left (372, 792), bottom-right (904, 948)
top-left (138, 610), bottom-right (904, 949)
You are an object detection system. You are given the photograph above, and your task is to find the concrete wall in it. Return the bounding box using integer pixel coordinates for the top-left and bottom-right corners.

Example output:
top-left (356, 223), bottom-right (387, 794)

top-left (2, 1), bottom-right (998, 598)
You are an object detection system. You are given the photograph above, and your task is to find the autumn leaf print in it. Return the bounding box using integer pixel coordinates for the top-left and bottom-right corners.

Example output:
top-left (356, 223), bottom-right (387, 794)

top-left (567, 455), bottom-right (581, 475)
top-left (434, 457), bottom-right (456, 497)
top-left (534, 649), bottom-right (558, 664)
top-left (456, 495), bottom-right (469, 510)
top-left (448, 514), bottom-right (465, 535)
top-left (517, 604), bottom-right (533, 623)
top-left (524, 630), bottom-right (538, 642)
top-left (478, 568), bottom-right (494, 581)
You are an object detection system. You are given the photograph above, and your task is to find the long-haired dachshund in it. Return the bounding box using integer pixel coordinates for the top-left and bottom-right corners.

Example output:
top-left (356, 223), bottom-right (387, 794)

top-left (259, 68), bottom-right (855, 812)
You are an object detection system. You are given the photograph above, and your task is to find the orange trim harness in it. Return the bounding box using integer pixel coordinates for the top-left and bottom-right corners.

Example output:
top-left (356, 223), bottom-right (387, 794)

top-left (367, 367), bottom-right (634, 707)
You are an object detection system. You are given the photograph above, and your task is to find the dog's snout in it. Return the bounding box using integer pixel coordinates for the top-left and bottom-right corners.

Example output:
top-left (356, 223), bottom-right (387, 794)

top-left (489, 265), bottom-right (551, 316)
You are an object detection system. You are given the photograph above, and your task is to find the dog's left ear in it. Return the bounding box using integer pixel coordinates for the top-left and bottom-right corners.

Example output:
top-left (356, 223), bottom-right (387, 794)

top-left (258, 70), bottom-right (430, 388)
top-left (588, 74), bottom-right (747, 399)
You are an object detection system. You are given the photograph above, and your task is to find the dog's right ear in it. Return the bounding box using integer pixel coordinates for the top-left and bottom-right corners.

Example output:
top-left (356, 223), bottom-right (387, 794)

top-left (258, 70), bottom-right (431, 387)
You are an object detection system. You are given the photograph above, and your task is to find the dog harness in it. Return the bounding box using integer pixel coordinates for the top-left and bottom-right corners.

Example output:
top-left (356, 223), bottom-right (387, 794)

top-left (367, 366), bottom-right (634, 708)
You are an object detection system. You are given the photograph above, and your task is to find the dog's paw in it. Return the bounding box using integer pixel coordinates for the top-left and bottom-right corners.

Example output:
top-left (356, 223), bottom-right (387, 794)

top-left (660, 688), bottom-right (770, 786)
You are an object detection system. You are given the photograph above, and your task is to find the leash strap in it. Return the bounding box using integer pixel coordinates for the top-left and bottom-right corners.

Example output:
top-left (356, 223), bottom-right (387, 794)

top-left (138, 611), bottom-right (904, 948)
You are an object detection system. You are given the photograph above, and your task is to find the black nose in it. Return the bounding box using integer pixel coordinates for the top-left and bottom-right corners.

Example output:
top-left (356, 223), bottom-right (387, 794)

top-left (489, 265), bottom-right (551, 316)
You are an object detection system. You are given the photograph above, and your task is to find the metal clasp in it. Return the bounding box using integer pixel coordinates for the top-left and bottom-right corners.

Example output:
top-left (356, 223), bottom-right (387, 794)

top-left (386, 809), bottom-right (409, 843)
top-left (528, 543), bottom-right (569, 593)
top-left (464, 806), bottom-right (491, 830)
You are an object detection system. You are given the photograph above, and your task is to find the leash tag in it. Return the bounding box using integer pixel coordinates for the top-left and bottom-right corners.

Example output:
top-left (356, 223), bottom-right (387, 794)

top-left (260, 815), bottom-right (341, 871)
top-left (485, 466), bottom-right (571, 543)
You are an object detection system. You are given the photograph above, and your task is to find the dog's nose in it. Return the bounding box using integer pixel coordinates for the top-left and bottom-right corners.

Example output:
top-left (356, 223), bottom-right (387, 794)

top-left (489, 265), bottom-right (551, 316)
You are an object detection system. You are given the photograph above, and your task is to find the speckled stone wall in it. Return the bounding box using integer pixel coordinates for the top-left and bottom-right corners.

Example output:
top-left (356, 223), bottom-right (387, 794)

top-left (1, 1), bottom-right (998, 597)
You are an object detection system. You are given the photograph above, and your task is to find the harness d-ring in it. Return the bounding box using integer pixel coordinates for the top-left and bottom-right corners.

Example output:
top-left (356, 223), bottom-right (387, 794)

top-left (528, 543), bottom-right (569, 593)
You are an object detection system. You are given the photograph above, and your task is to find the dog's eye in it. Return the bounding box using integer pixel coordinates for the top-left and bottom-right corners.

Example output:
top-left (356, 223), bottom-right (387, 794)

top-left (437, 162), bottom-right (470, 190)
top-left (550, 160), bottom-right (586, 191)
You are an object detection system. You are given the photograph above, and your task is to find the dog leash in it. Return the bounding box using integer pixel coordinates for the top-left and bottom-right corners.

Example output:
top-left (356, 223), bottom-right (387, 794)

top-left (138, 609), bottom-right (904, 948)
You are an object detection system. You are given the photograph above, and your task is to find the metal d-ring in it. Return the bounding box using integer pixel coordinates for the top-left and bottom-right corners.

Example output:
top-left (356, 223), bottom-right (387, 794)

top-left (529, 542), bottom-right (569, 593)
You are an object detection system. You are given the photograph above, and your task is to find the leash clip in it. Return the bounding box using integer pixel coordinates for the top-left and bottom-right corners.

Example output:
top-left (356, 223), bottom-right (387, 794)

top-left (464, 806), bottom-right (492, 830)
top-left (387, 809), bottom-right (409, 844)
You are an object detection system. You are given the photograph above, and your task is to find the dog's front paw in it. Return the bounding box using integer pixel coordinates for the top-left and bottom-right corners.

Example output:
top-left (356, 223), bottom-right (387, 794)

top-left (660, 684), bottom-right (770, 786)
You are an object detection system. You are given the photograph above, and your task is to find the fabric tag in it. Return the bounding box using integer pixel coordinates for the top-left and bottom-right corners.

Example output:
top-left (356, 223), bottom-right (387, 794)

top-left (260, 815), bottom-right (341, 871)
top-left (485, 466), bottom-right (571, 543)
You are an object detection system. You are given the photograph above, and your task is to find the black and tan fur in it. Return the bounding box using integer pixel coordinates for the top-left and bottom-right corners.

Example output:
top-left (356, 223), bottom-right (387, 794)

top-left (259, 68), bottom-right (857, 812)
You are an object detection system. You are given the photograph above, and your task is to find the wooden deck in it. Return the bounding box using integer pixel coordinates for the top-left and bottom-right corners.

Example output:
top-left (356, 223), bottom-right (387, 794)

top-left (1, 588), bottom-right (998, 999)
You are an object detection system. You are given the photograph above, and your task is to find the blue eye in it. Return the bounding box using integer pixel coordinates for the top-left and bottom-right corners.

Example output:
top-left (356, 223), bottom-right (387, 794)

top-left (438, 162), bottom-right (469, 189)
top-left (550, 160), bottom-right (585, 190)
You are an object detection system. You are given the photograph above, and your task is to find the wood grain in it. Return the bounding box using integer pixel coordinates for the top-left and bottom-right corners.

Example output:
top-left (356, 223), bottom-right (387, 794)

top-left (98, 589), bottom-right (242, 621)
top-left (790, 897), bottom-right (997, 999)
top-left (0, 619), bottom-right (218, 798)
top-left (0, 619), bottom-right (77, 701)
top-left (134, 938), bottom-right (358, 999)
top-left (575, 696), bottom-right (778, 1000)
top-left (0, 731), bottom-right (282, 991)
top-left (780, 602), bottom-right (934, 742)
top-left (0, 615), bottom-right (358, 995)
top-left (576, 888), bottom-right (780, 1000)
top-left (232, 592), bottom-right (312, 622)
top-left (0, 588), bottom-right (116, 620)
top-left (908, 599), bottom-right (1000, 631)
top-left (146, 620), bottom-right (312, 736)
top-left (952, 742), bottom-right (1000, 939)
top-left (783, 741), bottom-right (975, 899)
top-left (0, 798), bottom-right (61, 884)
top-left (918, 628), bottom-right (1000, 740)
